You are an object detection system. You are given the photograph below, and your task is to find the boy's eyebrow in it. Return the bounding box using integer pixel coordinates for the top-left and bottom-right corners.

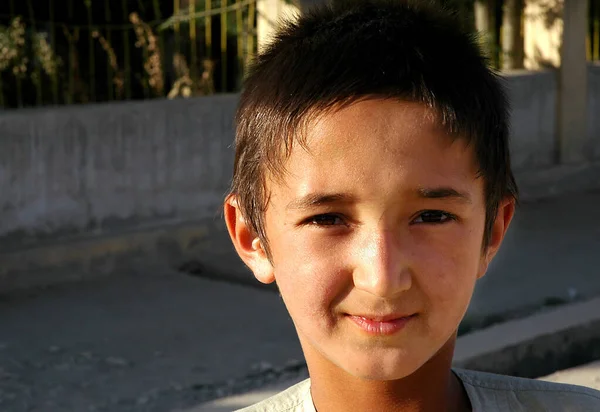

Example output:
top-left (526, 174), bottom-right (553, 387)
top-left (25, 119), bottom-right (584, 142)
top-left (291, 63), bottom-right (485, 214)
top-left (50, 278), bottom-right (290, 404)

top-left (286, 187), bottom-right (471, 211)
top-left (286, 193), bottom-right (354, 211)
top-left (416, 187), bottom-right (472, 203)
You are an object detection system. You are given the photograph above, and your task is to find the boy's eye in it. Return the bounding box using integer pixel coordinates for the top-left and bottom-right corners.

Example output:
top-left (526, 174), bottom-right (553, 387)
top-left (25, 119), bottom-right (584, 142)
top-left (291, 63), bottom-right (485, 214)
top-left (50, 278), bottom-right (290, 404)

top-left (306, 214), bottom-right (346, 227)
top-left (412, 210), bottom-right (455, 224)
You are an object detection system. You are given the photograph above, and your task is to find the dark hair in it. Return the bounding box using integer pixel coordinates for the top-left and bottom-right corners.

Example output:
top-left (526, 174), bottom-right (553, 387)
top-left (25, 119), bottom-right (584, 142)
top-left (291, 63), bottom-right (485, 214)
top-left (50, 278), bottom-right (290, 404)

top-left (230, 0), bottom-right (518, 253)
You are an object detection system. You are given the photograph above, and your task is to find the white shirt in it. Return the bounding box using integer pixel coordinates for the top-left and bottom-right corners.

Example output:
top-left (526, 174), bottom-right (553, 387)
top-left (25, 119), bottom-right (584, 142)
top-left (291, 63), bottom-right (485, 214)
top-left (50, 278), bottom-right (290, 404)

top-left (236, 368), bottom-right (600, 411)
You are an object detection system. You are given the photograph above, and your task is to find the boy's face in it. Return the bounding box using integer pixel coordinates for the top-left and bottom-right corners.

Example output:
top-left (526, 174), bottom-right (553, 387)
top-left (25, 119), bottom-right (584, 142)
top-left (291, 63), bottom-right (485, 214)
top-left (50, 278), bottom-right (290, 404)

top-left (226, 99), bottom-right (513, 381)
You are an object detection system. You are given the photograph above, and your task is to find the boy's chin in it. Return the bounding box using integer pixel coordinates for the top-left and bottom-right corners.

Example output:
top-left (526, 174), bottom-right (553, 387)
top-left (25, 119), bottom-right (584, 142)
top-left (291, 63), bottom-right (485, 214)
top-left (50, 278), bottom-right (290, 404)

top-left (334, 352), bottom-right (427, 382)
top-left (327, 337), bottom-right (457, 382)
top-left (344, 365), bottom-right (421, 382)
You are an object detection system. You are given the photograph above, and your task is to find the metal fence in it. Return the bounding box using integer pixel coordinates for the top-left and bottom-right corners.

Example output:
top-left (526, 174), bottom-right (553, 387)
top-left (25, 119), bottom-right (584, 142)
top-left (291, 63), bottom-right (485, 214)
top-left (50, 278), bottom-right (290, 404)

top-left (0, 0), bottom-right (599, 109)
top-left (591, 0), bottom-right (600, 62)
top-left (0, 0), bottom-right (260, 108)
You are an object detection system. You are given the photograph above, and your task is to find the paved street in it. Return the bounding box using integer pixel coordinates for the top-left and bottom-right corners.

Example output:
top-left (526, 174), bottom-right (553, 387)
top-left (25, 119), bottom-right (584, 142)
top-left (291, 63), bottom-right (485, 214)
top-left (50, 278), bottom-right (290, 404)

top-left (0, 275), bottom-right (303, 412)
top-left (1, 192), bottom-right (600, 411)
top-left (468, 191), bottom-right (600, 326)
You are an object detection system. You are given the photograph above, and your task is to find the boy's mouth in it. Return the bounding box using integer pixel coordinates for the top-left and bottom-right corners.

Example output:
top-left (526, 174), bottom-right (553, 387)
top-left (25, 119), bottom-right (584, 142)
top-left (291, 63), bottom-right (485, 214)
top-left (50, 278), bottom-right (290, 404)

top-left (345, 313), bottom-right (417, 335)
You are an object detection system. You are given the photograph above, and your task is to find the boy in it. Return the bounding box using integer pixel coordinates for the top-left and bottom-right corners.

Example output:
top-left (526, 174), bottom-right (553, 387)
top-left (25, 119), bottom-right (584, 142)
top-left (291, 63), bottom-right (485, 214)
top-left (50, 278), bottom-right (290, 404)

top-left (224, 1), bottom-right (600, 410)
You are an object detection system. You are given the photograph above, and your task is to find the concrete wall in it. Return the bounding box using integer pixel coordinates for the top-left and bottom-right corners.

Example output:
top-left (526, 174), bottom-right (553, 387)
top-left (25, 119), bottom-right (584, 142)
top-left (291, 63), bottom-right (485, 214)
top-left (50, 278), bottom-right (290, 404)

top-left (257, 0), bottom-right (300, 53)
top-left (523, 0), bottom-right (563, 70)
top-left (588, 64), bottom-right (600, 159)
top-left (505, 69), bottom-right (558, 169)
top-left (0, 95), bottom-right (237, 246)
top-left (0, 95), bottom-right (243, 290)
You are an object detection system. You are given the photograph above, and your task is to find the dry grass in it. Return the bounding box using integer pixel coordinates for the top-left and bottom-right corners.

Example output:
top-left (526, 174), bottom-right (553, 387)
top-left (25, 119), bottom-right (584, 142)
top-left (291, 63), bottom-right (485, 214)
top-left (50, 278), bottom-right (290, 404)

top-left (130, 12), bottom-right (164, 96)
top-left (0, 17), bottom-right (28, 77)
top-left (92, 30), bottom-right (125, 99)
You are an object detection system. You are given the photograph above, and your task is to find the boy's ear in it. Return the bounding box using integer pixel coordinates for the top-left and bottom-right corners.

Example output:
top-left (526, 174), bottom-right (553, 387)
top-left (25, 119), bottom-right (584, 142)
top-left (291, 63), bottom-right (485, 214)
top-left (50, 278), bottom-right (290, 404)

top-left (224, 195), bottom-right (275, 284)
top-left (477, 197), bottom-right (516, 279)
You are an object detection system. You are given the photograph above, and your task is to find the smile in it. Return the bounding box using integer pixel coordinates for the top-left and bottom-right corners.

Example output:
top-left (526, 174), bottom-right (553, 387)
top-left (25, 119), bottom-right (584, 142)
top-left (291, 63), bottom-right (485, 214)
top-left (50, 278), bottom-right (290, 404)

top-left (346, 314), bottom-right (416, 335)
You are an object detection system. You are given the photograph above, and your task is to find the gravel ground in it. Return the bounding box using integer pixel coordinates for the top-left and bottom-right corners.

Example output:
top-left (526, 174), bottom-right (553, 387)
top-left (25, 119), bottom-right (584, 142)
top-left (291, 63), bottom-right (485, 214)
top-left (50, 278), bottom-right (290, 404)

top-left (0, 273), bottom-right (304, 412)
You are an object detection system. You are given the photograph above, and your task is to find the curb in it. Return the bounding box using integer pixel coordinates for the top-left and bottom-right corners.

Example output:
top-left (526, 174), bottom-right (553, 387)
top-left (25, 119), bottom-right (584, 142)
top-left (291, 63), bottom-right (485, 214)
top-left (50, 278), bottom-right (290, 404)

top-left (515, 161), bottom-right (600, 202)
top-left (453, 296), bottom-right (600, 378)
top-left (0, 218), bottom-right (253, 293)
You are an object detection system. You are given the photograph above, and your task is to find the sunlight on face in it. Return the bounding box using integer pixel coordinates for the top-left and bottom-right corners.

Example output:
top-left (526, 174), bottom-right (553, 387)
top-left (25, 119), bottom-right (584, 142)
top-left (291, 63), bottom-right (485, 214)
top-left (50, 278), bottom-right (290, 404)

top-left (263, 99), bottom-right (489, 380)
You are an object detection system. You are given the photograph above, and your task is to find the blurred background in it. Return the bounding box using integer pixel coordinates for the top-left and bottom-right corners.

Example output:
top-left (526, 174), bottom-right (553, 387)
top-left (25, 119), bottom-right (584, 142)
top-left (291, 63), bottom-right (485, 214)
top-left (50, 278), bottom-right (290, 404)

top-left (0, 1), bottom-right (599, 411)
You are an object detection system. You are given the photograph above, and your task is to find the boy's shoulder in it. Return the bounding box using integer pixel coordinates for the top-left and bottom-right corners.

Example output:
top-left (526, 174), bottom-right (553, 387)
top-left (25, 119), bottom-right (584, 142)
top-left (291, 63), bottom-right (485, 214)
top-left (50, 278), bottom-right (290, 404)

top-left (454, 368), bottom-right (600, 411)
top-left (235, 379), bottom-right (314, 412)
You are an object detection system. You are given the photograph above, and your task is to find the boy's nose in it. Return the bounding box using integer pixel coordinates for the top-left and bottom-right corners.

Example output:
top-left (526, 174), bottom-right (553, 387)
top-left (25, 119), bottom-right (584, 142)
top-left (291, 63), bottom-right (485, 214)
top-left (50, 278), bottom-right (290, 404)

top-left (352, 230), bottom-right (413, 298)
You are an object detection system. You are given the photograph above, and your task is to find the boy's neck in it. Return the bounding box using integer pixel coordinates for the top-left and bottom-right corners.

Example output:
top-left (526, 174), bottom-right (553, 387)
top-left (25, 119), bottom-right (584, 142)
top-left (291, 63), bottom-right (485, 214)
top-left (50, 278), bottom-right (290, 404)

top-left (307, 337), bottom-right (471, 412)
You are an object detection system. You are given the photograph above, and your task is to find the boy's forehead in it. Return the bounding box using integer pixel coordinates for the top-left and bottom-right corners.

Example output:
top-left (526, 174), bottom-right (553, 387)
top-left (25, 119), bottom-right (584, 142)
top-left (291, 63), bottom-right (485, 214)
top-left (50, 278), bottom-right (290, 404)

top-left (264, 99), bottom-right (482, 201)
top-left (291, 99), bottom-right (462, 160)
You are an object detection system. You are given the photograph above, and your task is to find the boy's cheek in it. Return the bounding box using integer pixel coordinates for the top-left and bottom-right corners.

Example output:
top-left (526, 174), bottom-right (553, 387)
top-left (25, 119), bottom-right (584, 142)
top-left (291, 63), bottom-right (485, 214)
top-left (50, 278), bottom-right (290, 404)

top-left (422, 252), bottom-right (479, 297)
top-left (273, 229), bottom-right (346, 267)
top-left (275, 250), bottom-right (347, 296)
top-left (411, 240), bottom-right (480, 306)
top-left (273, 239), bottom-right (349, 306)
top-left (422, 272), bottom-right (478, 337)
